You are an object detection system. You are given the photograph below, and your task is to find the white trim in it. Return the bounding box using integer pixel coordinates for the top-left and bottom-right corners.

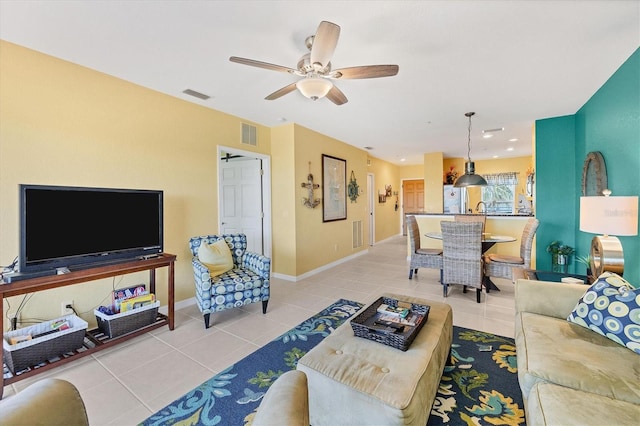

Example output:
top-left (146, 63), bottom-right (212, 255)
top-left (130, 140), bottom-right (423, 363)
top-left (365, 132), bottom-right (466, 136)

top-left (272, 249), bottom-right (369, 282)
top-left (217, 145), bottom-right (272, 259)
top-left (367, 173), bottom-right (375, 246)
top-left (159, 297), bottom-right (196, 315)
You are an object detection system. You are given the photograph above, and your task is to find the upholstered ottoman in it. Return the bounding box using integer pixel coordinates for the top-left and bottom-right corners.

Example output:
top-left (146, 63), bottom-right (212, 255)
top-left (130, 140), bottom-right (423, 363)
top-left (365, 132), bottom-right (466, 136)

top-left (297, 293), bottom-right (453, 426)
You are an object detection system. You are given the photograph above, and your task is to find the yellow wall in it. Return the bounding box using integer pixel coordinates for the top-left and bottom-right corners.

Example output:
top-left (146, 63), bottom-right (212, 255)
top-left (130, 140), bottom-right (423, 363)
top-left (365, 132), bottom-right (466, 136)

top-left (292, 125), bottom-right (369, 274)
top-left (367, 156), bottom-right (401, 241)
top-left (0, 41), bottom-right (271, 325)
top-left (270, 124), bottom-right (297, 276)
top-left (398, 164), bottom-right (423, 180)
top-left (423, 152), bottom-right (444, 213)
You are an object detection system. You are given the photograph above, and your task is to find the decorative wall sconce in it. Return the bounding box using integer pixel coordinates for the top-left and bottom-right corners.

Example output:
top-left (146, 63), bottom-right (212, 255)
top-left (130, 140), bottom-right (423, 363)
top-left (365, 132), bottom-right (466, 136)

top-left (301, 162), bottom-right (321, 208)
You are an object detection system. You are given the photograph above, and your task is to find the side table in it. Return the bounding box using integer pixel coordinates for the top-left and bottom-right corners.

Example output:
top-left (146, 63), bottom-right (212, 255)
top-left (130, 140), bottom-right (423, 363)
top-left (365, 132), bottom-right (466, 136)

top-left (521, 269), bottom-right (592, 284)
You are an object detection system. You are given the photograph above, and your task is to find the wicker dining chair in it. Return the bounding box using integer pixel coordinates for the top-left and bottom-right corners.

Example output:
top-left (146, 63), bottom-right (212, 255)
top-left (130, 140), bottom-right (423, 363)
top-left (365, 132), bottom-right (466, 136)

top-left (454, 214), bottom-right (486, 234)
top-left (441, 221), bottom-right (484, 303)
top-left (484, 218), bottom-right (539, 282)
top-left (406, 215), bottom-right (443, 280)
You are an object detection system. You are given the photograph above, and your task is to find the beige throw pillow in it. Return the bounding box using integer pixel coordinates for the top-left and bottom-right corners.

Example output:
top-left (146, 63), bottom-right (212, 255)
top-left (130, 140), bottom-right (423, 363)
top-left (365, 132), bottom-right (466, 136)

top-left (198, 239), bottom-right (234, 277)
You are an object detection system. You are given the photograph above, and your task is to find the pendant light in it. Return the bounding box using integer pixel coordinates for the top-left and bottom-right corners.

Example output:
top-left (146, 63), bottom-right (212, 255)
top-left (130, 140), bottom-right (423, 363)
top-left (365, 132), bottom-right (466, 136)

top-left (454, 112), bottom-right (488, 187)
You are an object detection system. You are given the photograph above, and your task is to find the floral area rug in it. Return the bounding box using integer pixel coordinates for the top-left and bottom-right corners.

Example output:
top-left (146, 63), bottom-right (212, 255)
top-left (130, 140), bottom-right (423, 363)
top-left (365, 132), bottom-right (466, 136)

top-left (141, 300), bottom-right (525, 426)
top-left (140, 299), bottom-right (364, 426)
top-left (427, 329), bottom-right (525, 425)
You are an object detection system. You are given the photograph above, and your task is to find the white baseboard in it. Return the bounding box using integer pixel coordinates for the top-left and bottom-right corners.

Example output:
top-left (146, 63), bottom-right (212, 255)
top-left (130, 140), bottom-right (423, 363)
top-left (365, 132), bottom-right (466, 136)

top-left (272, 249), bottom-right (369, 282)
top-left (159, 296), bottom-right (196, 315)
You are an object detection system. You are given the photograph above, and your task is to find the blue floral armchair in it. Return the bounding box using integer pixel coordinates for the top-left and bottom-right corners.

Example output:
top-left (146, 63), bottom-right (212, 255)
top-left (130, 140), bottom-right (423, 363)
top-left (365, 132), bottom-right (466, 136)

top-left (189, 234), bottom-right (270, 328)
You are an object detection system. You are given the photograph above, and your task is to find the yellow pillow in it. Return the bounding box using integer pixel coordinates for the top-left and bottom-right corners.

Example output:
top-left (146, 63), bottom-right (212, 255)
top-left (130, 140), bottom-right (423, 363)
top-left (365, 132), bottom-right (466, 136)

top-left (198, 239), bottom-right (234, 277)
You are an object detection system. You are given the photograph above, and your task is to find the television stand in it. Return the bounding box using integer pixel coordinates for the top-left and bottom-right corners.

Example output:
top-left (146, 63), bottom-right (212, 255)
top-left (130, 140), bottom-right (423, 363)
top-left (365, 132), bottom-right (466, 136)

top-left (0, 253), bottom-right (176, 399)
top-left (2, 269), bottom-right (57, 283)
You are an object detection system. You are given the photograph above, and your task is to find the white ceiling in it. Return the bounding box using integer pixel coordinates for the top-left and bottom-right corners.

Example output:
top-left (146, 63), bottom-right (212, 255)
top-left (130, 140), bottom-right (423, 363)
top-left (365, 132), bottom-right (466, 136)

top-left (1, 1), bottom-right (638, 165)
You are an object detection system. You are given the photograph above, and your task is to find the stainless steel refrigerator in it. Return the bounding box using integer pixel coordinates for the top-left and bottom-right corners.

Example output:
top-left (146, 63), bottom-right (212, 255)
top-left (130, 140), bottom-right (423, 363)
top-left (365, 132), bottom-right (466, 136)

top-left (443, 185), bottom-right (465, 214)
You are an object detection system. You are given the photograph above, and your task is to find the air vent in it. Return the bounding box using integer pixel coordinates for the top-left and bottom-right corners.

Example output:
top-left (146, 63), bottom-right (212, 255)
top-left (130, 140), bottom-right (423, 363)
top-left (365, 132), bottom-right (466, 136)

top-left (352, 220), bottom-right (363, 249)
top-left (242, 123), bottom-right (257, 146)
top-left (182, 89), bottom-right (211, 100)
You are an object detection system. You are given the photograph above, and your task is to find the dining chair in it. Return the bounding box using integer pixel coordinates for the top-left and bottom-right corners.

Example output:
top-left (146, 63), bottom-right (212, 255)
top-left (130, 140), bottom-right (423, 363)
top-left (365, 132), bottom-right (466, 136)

top-left (406, 215), bottom-right (443, 280)
top-left (484, 218), bottom-right (540, 282)
top-left (441, 221), bottom-right (484, 303)
top-left (454, 214), bottom-right (486, 234)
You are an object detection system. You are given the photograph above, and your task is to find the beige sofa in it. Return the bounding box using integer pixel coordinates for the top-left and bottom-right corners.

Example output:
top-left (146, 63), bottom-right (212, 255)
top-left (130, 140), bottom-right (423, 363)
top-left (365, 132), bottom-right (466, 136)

top-left (0, 378), bottom-right (88, 426)
top-left (515, 279), bottom-right (640, 425)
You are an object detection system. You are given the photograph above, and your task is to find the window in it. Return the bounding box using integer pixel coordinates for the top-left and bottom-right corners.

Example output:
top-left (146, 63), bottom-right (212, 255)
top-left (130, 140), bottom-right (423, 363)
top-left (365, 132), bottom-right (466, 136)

top-left (481, 172), bottom-right (518, 214)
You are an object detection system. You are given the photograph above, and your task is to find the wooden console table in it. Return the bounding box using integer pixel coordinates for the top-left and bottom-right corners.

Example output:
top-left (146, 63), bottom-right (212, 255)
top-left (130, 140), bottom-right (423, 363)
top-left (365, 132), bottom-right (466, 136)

top-left (0, 253), bottom-right (176, 398)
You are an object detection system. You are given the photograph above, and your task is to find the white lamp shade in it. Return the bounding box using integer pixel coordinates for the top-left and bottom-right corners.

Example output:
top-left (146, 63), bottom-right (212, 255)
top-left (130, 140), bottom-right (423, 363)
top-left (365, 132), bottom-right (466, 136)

top-left (297, 77), bottom-right (333, 100)
top-left (580, 196), bottom-right (638, 236)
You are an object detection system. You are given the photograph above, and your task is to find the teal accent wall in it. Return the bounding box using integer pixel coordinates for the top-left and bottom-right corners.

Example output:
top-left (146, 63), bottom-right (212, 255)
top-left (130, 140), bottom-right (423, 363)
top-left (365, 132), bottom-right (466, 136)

top-left (535, 115), bottom-right (577, 272)
top-left (536, 48), bottom-right (640, 284)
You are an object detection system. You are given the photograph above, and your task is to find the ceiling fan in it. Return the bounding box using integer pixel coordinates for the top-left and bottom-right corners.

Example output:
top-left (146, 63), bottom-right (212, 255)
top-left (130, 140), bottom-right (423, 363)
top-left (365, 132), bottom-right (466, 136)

top-left (230, 21), bottom-right (399, 105)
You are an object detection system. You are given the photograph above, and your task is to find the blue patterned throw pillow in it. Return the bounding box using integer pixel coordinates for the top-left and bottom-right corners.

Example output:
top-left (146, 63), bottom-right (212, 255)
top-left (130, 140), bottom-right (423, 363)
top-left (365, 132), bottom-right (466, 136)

top-left (567, 272), bottom-right (640, 354)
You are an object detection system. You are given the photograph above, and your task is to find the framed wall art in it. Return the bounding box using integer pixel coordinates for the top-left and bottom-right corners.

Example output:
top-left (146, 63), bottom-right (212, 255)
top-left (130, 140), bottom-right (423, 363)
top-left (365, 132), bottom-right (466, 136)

top-left (322, 154), bottom-right (347, 222)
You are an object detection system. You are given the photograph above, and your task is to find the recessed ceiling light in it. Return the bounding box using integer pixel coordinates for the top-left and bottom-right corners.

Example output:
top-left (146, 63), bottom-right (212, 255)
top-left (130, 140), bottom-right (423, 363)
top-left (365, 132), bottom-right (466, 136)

top-left (400, 158), bottom-right (406, 162)
top-left (508, 138), bottom-right (518, 142)
top-left (493, 155), bottom-right (499, 158)
top-left (483, 134), bottom-right (493, 139)
top-left (507, 147), bottom-right (514, 151)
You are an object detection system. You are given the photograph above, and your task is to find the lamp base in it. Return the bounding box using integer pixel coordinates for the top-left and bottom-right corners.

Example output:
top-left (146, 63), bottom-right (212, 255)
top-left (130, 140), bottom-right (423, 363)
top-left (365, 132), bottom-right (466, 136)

top-left (590, 235), bottom-right (625, 278)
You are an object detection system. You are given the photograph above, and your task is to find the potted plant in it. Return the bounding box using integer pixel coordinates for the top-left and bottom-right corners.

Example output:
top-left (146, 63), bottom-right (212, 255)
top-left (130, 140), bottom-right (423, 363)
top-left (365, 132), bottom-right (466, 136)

top-left (546, 241), bottom-right (575, 273)
top-left (445, 166), bottom-right (458, 184)
top-left (575, 254), bottom-right (593, 279)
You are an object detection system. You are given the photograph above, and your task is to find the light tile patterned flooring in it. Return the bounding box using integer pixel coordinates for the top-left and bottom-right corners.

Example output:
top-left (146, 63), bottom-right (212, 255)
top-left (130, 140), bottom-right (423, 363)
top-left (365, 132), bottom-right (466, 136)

top-left (2, 235), bottom-right (516, 425)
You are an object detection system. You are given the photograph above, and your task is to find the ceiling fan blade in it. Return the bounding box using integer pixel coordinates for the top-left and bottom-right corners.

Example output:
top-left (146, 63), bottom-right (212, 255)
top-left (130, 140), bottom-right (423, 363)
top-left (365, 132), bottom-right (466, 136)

top-left (230, 56), bottom-right (297, 74)
top-left (326, 85), bottom-right (348, 105)
top-left (331, 65), bottom-right (399, 79)
top-left (310, 21), bottom-right (340, 68)
top-left (265, 82), bottom-right (298, 100)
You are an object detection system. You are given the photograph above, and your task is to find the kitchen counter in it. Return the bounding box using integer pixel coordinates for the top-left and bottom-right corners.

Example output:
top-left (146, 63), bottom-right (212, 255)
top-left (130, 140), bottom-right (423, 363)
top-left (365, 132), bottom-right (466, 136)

top-left (405, 212), bottom-right (534, 217)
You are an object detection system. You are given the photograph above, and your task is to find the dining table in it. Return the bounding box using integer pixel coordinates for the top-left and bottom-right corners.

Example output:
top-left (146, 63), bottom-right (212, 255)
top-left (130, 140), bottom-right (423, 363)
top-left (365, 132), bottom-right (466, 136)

top-left (425, 231), bottom-right (516, 291)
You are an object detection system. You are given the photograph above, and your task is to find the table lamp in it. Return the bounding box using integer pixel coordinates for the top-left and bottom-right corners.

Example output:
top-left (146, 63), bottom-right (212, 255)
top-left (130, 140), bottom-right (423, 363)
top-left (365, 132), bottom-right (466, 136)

top-left (579, 190), bottom-right (638, 277)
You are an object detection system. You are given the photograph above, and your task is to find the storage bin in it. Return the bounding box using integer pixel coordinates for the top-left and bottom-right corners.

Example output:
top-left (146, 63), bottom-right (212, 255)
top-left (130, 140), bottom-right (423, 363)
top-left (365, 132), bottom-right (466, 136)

top-left (94, 301), bottom-right (160, 339)
top-left (3, 315), bottom-right (88, 374)
top-left (351, 296), bottom-right (430, 351)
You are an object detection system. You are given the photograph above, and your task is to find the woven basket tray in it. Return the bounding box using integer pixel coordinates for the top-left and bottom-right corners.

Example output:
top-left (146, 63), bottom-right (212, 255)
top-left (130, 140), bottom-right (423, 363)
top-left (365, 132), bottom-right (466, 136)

top-left (94, 301), bottom-right (160, 339)
top-left (3, 315), bottom-right (88, 374)
top-left (351, 296), bottom-right (430, 351)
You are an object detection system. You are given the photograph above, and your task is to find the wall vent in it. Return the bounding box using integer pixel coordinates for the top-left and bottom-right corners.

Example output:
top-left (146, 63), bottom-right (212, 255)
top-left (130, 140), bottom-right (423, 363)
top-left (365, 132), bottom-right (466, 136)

top-left (182, 88), bottom-right (211, 100)
top-left (242, 123), bottom-right (257, 146)
top-left (352, 220), bottom-right (363, 249)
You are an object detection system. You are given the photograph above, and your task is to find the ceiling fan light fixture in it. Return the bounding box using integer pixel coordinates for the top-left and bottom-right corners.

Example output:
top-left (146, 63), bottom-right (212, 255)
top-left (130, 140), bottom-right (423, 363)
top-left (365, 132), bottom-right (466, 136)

top-left (297, 77), bottom-right (333, 100)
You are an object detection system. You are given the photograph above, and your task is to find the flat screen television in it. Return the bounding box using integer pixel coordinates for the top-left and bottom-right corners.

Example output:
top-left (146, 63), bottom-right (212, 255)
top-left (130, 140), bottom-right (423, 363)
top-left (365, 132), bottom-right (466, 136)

top-left (19, 184), bottom-right (163, 275)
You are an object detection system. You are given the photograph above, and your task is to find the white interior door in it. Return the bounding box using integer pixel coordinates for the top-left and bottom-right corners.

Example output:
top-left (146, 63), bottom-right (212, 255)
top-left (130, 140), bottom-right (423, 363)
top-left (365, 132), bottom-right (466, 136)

top-left (220, 158), bottom-right (263, 254)
top-left (367, 173), bottom-right (375, 246)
